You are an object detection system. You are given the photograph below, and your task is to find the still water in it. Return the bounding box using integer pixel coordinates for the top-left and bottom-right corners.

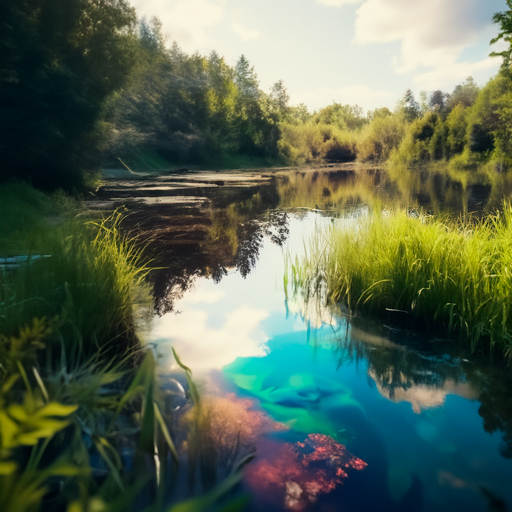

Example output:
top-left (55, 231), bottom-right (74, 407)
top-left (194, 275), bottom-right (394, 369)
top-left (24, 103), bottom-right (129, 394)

top-left (99, 164), bottom-right (512, 511)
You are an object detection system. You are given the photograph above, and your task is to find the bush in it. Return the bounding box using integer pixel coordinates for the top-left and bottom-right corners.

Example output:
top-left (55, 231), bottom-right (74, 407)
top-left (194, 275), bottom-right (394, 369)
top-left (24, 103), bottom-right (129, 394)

top-left (357, 115), bottom-right (406, 161)
top-left (278, 123), bottom-right (357, 164)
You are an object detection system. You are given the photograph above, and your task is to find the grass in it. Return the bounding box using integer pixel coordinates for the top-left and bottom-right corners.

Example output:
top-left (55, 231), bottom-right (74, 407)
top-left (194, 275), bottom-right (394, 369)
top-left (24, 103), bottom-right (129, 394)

top-left (0, 192), bottom-right (152, 358)
top-left (0, 182), bottom-right (248, 512)
top-left (289, 205), bottom-right (512, 357)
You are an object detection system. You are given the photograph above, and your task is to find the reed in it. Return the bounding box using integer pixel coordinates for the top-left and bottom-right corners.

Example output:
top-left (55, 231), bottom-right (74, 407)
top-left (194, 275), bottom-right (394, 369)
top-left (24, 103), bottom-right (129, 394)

top-left (290, 205), bottom-right (512, 357)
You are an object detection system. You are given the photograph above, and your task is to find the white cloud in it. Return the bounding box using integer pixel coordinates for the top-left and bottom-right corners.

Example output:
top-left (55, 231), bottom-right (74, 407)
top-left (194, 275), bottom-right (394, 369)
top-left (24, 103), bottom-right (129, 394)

top-left (130, 0), bottom-right (225, 51)
top-left (413, 57), bottom-right (499, 90)
top-left (354, 0), bottom-right (496, 73)
top-left (316, 0), bottom-right (362, 6)
top-left (231, 21), bottom-right (260, 41)
top-left (294, 85), bottom-right (394, 111)
top-left (152, 305), bottom-right (269, 371)
top-left (184, 287), bottom-right (226, 304)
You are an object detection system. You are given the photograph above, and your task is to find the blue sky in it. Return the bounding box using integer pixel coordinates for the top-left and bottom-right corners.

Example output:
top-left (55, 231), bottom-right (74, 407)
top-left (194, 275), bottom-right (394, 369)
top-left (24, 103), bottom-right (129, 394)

top-left (130, 0), bottom-right (508, 113)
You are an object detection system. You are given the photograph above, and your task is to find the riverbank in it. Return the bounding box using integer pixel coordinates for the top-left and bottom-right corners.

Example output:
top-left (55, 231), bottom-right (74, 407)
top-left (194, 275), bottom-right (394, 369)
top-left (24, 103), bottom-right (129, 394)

top-left (0, 183), bottom-right (244, 512)
top-left (289, 206), bottom-right (512, 358)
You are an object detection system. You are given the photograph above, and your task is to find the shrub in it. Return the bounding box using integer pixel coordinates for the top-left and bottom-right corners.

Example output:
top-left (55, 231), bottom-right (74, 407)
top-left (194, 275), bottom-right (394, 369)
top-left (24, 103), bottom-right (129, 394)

top-left (357, 115), bottom-right (406, 161)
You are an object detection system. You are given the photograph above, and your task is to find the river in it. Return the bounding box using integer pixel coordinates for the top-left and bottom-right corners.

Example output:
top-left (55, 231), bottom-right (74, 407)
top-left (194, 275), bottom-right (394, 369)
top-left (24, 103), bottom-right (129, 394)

top-left (94, 163), bottom-right (512, 512)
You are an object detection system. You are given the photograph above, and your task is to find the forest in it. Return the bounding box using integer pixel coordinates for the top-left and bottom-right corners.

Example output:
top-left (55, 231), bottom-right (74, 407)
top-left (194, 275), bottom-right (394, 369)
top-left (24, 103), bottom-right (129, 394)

top-left (1, 0), bottom-right (511, 191)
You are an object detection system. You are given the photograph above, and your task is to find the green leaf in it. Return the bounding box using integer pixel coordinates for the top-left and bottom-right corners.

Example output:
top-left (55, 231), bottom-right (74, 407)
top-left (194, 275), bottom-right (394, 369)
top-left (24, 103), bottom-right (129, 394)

top-left (154, 402), bottom-right (179, 464)
top-left (36, 402), bottom-right (78, 417)
top-left (172, 348), bottom-right (193, 374)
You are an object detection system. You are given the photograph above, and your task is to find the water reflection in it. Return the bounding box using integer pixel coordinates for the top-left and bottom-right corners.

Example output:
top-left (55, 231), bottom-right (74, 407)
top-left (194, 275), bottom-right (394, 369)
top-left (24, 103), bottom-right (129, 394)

top-left (97, 164), bottom-right (512, 319)
top-left (95, 165), bottom-right (512, 511)
top-left (276, 164), bottom-right (512, 216)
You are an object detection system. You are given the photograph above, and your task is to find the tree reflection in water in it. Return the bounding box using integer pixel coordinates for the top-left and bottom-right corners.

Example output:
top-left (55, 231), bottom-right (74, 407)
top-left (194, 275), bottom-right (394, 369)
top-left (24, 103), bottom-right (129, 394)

top-left (149, 191), bottom-right (289, 314)
top-left (288, 287), bottom-right (512, 461)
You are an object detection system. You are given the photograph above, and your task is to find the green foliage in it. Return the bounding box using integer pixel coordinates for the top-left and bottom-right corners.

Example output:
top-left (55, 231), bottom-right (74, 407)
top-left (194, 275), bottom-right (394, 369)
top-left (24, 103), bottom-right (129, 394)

top-left (398, 89), bottom-right (421, 122)
top-left (0, 184), bottom-right (151, 359)
top-left (290, 206), bottom-right (512, 357)
top-left (102, 38), bottom-right (281, 168)
top-left (312, 103), bottom-right (367, 131)
top-left (491, 0), bottom-right (512, 71)
top-left (0, 0), bottom-right (138, 189)
top-left (445, 104), bottom-right (469, 155)
top-left (391, 112), bottom-right (441, 164)
top-left (445, 77), bottom-right (479, 112)
top-left (390, 73), bottom-right (512, 167)
top-left (0, 314), bottom-right (242, 512)
top-left (357, 114), bottom-right (405, 161)
top-left (278, 123), bottom-right (357, 164)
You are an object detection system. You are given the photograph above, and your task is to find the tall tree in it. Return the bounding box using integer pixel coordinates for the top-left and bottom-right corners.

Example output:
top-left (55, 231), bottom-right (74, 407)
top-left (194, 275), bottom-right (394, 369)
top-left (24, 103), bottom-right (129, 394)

top-left (446, 77), bottom-right (479, 112)
top-left (0, 0), bottom-right (137, 189)
top-left (429, 90), bottom-right (449, 115)
top-left (267, 80), bottom-right (291, 122)
top-left (491, 0), bottom-right (512, 71)
top-left (400, 89), bottom-right (421, 122)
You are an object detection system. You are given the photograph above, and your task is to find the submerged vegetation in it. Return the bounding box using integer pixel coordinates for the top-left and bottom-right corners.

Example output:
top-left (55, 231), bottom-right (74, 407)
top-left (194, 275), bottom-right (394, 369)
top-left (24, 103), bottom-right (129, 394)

top-left (289, 205), bottom-right (512, 358)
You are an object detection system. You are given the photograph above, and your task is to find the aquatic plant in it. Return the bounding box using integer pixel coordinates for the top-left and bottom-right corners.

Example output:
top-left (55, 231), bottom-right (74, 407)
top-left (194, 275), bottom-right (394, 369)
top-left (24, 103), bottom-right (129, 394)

top-left (289, 205), bottom-right (512, 356)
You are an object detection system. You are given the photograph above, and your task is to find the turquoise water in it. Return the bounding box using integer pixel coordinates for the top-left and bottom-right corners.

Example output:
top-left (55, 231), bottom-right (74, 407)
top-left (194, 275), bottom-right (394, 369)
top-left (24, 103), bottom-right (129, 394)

top-left (150, 197), bottom-right (512, 511)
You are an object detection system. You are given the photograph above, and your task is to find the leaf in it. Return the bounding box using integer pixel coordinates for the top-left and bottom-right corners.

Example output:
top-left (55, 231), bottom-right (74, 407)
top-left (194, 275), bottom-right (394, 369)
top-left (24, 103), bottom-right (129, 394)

top-left (172, 348), bottom-right (200, 406)
top-left (36, 402), bottom-right (78, 417)
top-left (1, 374), bottom-right (20, 394)
top-left (7, 404), bottom-right (28, 422)
top-left (93, 437), bottom-right (125, 491)
top-left (154, 402), bottom-right (179, 464)
top-left (0, 410), bottom-right (18, 448)
top-left (172, 348), bottom-right (193, 374)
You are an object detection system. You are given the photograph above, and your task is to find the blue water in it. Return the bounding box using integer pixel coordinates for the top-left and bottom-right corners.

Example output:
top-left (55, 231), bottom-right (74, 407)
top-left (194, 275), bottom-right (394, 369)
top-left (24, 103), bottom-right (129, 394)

top-left (151, 212), bottom-right (512, 512)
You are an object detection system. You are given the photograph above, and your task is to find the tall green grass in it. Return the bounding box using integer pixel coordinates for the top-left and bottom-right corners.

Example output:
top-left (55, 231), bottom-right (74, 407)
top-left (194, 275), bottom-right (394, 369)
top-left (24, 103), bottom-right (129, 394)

top-left (1, 213), bottom-right (151, 358)
top-left (290, 206), bottom-right (512, 357)
top-left (0, 183), bottom-right (151, 359)
top-left (0, 183), bottom-right (246, 511)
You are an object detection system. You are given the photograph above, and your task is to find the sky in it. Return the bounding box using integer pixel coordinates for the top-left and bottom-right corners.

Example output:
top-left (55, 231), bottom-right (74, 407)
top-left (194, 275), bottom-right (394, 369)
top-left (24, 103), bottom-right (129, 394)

top-left (129, 0), bottom-right (508, 113)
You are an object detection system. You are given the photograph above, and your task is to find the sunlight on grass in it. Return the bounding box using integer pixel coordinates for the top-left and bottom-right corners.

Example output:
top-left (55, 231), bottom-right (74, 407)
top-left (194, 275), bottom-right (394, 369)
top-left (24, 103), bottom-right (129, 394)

top-left (289, 205), bottom-right (512, 357)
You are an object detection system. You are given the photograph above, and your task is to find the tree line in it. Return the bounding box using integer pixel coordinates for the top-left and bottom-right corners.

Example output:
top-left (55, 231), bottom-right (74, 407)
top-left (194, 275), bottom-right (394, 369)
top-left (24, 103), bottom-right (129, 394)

top-left (1, 0), bottom-right (511, 190)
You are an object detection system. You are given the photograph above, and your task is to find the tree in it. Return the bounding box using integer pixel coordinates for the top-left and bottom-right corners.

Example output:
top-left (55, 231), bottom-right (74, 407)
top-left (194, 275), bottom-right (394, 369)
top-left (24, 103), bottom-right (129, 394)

top-left (429, 90), bottom-right (449, 115)
top-left (313, 103), bottom-right (366, 130)
top-left (491, 0), bottom-right (512, 71)
top-left (400, 89), bottom-right (421, 122)
top-left (234, 55), bottom-right (260, 100)
top-left (446, 77), bottom-right (479, 112)
top-left (0, 0), bottom-right (138, 189)
top-left (288, 103), bottom-right (311, 125)
top-left (367, 107), bottom-right (392, 122)
top-left (267, 80), bottom-right (291, 122)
